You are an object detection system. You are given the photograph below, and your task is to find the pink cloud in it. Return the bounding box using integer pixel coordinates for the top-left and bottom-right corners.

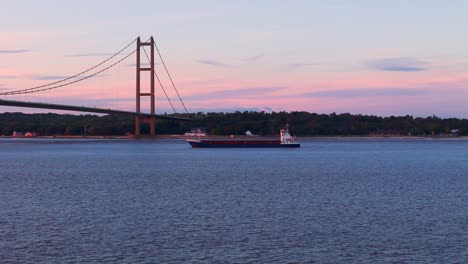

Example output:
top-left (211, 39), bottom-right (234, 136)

top-left (2, 48), bottom-right (468, 117)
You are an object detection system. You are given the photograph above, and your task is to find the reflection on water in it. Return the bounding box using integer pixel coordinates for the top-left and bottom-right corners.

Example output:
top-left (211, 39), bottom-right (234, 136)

top-left (0, 138), bottom-right (467, 263)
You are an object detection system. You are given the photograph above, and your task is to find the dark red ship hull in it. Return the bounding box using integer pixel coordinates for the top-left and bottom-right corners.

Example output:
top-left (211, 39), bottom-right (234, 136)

top-left (187, 139), bottom-right (300, 148)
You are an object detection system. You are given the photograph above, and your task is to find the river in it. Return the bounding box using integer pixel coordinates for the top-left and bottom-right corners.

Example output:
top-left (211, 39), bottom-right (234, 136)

top-left (0, 138), bottom-right (466, 263)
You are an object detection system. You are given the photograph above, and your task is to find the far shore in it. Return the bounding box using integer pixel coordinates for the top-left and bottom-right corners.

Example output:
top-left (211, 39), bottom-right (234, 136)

top-left (1, 135), bottom-right (467, 140)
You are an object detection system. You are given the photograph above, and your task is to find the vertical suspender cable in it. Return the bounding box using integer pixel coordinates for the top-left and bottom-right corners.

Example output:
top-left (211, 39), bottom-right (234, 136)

top-left (153, 39), bottom-right (189, 114)
top-left (0, 38), bottom-right (137, 96)
top-left (141, 46), bottom-right (178, 114)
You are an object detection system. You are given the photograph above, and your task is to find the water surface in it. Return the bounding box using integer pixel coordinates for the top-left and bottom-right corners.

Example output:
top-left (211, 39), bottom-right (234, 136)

top-left (0, 138), bottom-right (467, 263)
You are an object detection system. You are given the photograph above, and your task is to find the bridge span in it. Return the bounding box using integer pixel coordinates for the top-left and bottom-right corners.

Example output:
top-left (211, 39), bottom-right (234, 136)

top-left (0, 99), bottom-right (189, 121)
top-left (0, 37), bottom-right (191, 135)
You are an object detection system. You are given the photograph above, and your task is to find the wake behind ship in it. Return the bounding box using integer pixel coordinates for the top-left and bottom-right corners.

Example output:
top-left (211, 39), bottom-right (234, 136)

top-left (187, 128), bottom-right (300, 148)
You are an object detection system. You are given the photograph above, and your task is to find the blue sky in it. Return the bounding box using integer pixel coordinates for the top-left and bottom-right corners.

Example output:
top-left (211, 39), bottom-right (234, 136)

top-left (1, 0), bottom-right (468, 116)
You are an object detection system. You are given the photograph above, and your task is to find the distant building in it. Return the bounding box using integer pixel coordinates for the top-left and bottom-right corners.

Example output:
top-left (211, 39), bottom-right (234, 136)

top-left (245, 130), bottom-right (254, 136)
top-left (24, 132), bottom-right (37, 137)
top-left (12, 131), bottom-right (37, 137)
top-left (12, 131), bottom-right (23, 137)
top-left (450, 129), bottom-right (459, 136)
top-left (185, 128), bottom-right (206, 137)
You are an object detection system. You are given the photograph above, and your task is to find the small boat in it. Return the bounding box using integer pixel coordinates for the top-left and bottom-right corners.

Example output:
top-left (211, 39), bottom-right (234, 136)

top-left (187, 127), bottom-right (300, 148)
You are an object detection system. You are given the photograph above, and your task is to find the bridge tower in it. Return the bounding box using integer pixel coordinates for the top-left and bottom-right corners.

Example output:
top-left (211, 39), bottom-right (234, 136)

top-left (135, 37), bottom-right (156, 137)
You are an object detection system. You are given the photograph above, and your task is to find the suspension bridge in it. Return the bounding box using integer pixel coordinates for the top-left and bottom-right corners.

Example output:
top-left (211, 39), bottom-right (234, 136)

top-left (0, 36), bottom-right (190, 137)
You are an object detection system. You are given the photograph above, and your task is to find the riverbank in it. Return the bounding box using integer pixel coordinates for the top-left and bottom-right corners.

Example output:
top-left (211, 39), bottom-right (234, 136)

top-left (1, 135), bottom-right (467, 140)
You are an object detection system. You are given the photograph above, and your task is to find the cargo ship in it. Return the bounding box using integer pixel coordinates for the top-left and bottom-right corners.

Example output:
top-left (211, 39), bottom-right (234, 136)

top-left (187, 128), bottom-right (300, 148)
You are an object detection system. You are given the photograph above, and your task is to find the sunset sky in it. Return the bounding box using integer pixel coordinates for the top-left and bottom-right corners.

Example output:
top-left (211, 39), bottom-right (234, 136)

top-left (1, 0), bottom-right (468, 117)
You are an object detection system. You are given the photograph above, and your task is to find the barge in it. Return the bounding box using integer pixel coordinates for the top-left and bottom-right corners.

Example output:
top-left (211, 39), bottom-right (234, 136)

top-left (187, 128), bottom-right (300, 148)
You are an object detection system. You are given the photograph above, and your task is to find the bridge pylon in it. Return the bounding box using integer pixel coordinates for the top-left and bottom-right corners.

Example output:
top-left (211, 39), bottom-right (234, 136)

top-left (135, 36), bottom-right (156, 138)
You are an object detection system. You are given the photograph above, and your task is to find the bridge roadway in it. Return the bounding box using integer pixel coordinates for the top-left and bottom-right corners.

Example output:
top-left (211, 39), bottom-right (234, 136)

top-left (0, 99), bottom-right (189, 121)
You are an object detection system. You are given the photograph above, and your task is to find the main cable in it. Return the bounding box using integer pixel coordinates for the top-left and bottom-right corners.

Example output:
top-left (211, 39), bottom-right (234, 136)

top-left (1, 50), bottom-right (136, 95)
top-left (0, 38), bottom-right (137, 95)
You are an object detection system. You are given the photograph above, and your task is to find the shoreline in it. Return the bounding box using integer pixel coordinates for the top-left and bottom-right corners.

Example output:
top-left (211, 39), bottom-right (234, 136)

top-left (0, 135), bottom-right (467, 140)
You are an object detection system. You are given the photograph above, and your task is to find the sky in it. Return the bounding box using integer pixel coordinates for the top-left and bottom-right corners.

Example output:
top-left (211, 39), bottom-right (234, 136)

top-left (1, 0), bottom-right (468, 117)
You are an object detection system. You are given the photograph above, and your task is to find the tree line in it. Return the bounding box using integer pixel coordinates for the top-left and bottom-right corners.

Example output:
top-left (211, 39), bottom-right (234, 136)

top-left (1, 111), bottom-right (467, 136)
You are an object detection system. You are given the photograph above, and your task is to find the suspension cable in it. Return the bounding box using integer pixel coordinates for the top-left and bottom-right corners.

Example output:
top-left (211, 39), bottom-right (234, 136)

top-left (153, 39), bottom-right (189, 113)
top-left (1, 38), bottom-right (137, 95)
top-left (141, 46), bottom-right (178, 114)
top-left (1, 50), bottom-right (136, 96)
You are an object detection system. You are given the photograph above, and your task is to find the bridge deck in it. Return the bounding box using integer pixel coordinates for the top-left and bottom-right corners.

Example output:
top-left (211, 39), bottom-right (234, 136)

top-left (0, 99), bottom-right (189, 121)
